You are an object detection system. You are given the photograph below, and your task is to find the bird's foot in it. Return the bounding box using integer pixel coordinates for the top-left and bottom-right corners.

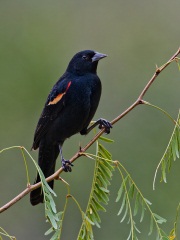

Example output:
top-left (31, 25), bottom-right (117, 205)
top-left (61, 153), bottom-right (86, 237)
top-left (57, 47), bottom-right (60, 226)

top-left (98, 118), bottom-right (112, 134)
top-left (62, 158), bottom-right (74, 172)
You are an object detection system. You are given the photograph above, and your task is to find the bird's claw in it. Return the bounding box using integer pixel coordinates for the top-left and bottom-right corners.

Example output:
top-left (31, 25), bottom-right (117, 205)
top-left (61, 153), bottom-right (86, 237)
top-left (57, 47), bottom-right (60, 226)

top-left (98, 118), bottom-right (112, 134)
top-left (62, 159), bottom-right (74, 172)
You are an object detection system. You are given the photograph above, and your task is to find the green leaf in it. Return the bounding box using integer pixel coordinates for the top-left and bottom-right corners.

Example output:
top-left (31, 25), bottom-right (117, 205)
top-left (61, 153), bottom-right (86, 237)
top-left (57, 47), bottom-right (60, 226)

top-left (92, 198), bottom-right (106, 212)
top-left (144, 198), bottom-right (152, 205)
top-left (134, 222), bottom-right (141, 234)
top-left (171, 143), bottom-right (177, 161)
top-left (97, 175), bottom-right (108, 188)
top-left (128, 183), bottom-right (135, 198)
top-left (99, 136), bottom-right (114, 143)
top-left (161, 159), bottom-right (167, 183)
top-left (44, 227), bottom-right (54, 236)
top-left (98, 152), bottom-right (114, 171)
top-left (98, 170), bottom-right (111, 186)
top-left (95, 184), bottom-right (109, 204)
top-left (167, 153), bottom-right (172, 171)
top-left (117, 193), bottom-right (126, 216)
top-left (98, 163), bottom-right (112, 179)
top-left (98, 144), bottom-right (112, 159)
top-left (127, 229), bottom-right (132, 240)
top-left (46, 210), bottom-right (58, 230)
top-left (88, 213), bottom-right (101, 228)
top-left (134, 192), bottom-right (140, 216)
top-left (116, 180), bottom-right (125, 203)
top-left (99, 187), bottom-right (109, 193)
top-left (140, 200), bottom-right (145, 222)
top-left (50, 230), bottom-right (60, 240)
top-left (81, 225), bottom-right (86, 239)
top-left (148, 215), bottom-right (154, 236)
top-left (94, 189), bottom-right (108, 205)
top-left (120, 200), bottom-right (128, 222)
top-left (118, 175), bottom-right (129, 197)
top-left (90, 204), bottom-right (101, 223)
top-left (45, 194), bottom-right (57, 214)
top-left (153, 213), bottom-right (167, 224)
top-left (82, 213), bottom-right (95, 226)
top-left (174, 134), bottom-right (179, 158)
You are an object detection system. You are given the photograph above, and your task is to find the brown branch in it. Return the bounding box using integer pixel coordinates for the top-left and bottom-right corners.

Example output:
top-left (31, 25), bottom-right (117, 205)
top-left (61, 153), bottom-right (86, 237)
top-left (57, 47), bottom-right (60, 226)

top-left (0, 47), bottom-right (180, 213)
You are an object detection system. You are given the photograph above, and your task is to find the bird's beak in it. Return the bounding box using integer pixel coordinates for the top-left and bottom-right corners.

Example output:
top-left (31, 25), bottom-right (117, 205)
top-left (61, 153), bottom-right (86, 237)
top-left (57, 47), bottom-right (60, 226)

top-left (92, 52), bottom-right (108, 62)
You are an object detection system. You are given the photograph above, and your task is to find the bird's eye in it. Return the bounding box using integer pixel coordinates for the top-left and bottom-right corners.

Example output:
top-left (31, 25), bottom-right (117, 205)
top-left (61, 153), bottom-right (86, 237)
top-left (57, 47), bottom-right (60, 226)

top-left (82, 55), bottom-right (88, 60)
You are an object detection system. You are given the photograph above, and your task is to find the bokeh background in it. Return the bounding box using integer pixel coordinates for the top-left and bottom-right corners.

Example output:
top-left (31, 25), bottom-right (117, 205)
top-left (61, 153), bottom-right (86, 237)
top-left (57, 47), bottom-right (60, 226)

top-left (0, 0), bottom-right (180, 239)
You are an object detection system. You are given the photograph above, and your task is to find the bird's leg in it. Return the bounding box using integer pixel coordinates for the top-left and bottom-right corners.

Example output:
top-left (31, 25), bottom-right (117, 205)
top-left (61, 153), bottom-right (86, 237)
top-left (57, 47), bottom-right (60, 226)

top-left (59, 145), bottom-right (73, 172)
top-left (85, 118), bottom-right (112, 134)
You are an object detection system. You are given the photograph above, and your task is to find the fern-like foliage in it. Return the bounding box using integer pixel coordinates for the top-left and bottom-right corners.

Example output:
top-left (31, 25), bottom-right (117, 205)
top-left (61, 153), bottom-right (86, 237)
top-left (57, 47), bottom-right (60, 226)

top-left (0, 138), bottom-right (178, 240)
top-left (77, 136), bottom-right (115, 239)
top-left (22, 147), bottom-right (64, 240)
top-left (153, 110), bottom-right (180, 189)
top-left (116, 163), bottom-right (168, 240)
top-left (0, 146), bottom-right (63, 239)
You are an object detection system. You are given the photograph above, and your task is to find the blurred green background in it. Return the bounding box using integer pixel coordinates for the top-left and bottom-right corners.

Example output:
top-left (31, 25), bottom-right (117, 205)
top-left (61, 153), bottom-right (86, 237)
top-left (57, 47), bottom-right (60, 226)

top-left (0, 0), bottom-right (180, 239)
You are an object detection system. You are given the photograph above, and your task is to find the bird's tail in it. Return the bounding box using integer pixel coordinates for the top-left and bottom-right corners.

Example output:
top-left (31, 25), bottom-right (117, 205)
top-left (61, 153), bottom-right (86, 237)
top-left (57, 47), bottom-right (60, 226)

top-left (30, 144), bottom-right (59, 206)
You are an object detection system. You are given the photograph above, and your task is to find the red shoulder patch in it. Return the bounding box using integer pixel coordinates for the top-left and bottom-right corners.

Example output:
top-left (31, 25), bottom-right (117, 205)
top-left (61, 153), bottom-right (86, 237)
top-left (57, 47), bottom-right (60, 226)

top-left (66, 81), bottom-right (71, 91)
top-left (48, 81), bottom-right (72, 105)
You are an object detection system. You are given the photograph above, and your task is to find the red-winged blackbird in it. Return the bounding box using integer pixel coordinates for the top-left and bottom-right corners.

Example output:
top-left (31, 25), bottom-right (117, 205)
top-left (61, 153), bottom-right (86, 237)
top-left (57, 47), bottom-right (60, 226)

top-left (30, 50), bottom-right (112, 205)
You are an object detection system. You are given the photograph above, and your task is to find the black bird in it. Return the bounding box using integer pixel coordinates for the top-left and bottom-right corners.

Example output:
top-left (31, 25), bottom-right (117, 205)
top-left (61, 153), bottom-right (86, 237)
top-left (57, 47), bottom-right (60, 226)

top-left (30, 50), bottom-right (112, 205)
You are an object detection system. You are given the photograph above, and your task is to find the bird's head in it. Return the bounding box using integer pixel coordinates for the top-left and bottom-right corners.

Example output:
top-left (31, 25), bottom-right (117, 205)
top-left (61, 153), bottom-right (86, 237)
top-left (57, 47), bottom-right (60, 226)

top-left (66, 50), bottom-right (107, 75)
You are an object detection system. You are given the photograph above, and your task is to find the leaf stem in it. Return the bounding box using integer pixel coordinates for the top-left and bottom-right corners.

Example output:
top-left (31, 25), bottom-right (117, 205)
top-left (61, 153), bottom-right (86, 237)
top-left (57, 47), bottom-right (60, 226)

top-left (153, 110), bottom-right (180, 190)
top-left (21, 148), bottom-right (30, 185)
top-left (143, 101), bottom-right (177, 126)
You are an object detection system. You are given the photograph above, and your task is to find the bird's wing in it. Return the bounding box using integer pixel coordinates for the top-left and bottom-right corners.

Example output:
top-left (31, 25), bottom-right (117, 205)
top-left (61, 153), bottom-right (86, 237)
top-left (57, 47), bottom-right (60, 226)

top-left (32, 80), bottom-right (72, 150)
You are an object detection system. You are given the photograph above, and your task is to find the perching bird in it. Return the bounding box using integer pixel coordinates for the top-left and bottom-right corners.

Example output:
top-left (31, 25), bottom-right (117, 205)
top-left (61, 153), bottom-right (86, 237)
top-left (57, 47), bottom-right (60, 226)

top-left (30, 50), bottom-right (112, 205)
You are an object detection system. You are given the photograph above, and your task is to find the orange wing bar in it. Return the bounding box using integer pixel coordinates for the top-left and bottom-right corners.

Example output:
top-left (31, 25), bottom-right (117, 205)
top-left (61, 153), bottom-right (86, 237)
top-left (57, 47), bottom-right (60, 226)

top-left (48, 81), bottom-right (72, 105)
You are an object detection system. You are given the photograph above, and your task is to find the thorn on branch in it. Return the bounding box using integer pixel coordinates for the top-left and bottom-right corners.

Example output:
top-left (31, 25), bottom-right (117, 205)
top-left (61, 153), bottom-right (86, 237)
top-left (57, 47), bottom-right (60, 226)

top-left (79, 147), bottom-right (86, 155)
top-left (155, 65), bottom-right (161, 75)
top-left (137, 99), bottom-right (145, 104)
top-left (139, 99), bottom-right (144, 104)
top-left (78, 141), bottom-right (83, 152)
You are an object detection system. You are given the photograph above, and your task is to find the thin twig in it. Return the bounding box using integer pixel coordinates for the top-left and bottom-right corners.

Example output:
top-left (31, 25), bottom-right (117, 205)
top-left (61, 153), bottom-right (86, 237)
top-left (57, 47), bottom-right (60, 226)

top-left (0, 47), bottom-right (179, 213)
